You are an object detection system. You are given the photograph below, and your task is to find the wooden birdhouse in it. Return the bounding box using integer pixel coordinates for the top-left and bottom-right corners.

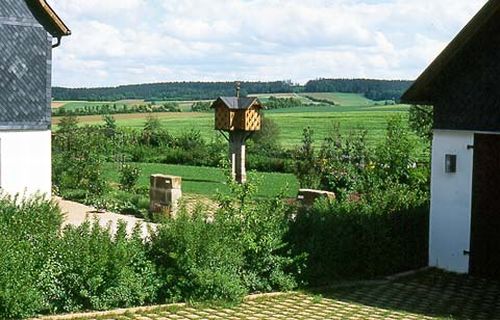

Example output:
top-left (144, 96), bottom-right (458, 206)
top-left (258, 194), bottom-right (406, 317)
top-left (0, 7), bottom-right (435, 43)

top-left (212, 97), bottom-right (262, 132)
top-left (212, 83), bottom-right (263, 184)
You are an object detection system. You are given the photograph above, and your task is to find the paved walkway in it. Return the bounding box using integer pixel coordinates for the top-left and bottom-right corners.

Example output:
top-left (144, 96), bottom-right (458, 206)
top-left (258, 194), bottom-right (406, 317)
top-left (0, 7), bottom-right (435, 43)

top-left (36, 270), bottom-right (500, 320)
top-left (57, 198), bottom-right (156, 238)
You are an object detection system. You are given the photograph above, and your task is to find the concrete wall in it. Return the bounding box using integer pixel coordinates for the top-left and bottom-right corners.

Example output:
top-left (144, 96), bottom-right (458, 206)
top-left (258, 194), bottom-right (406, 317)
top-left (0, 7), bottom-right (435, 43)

top-left (429, 130), bottom-right (474, 273)
top-left (0, 130), bottom-right (51, 198)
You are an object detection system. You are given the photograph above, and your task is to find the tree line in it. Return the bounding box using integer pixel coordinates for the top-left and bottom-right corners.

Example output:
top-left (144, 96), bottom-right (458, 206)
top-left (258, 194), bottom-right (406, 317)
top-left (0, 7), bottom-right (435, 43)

top-left (304, 79), bottom-right (413, 101)
top-left (53, 81), bottom-right (297, 101)
top-left (53, 79), bottom-right (414, 102)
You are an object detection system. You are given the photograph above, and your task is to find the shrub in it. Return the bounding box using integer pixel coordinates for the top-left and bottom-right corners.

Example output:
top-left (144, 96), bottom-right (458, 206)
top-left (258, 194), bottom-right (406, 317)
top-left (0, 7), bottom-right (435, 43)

top-left (288, 186), bottom-right (429, 286)
top-left (191, 101), bottom-right (212, 112)
top-left (0, 196), bottom-right (62, 319)
top-left (216, 179), bottom-right (304, 293)
top-left (317, 125), bottom-right (371, 200)
top-left (409, 105), bottom-right (433, 142)
top-left (54, 221), bottom-right (160, 312)
top-left (293, 127), bottom-right (320, 188)
top-left (248, 116), bottom-right (282, 156)
top-left (119, 164), bottom-right (141, 191)
top-left (149, 177), bottom-right (303, 303)
top-left (149, 208), bottom-right (247, 303)
top-left (0, 196), bottom-right (160, 318)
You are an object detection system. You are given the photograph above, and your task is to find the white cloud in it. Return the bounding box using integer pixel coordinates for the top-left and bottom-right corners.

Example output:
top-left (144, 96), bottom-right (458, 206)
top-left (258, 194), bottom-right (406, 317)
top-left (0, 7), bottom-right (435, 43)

top-left (47, 0), bottom-right (488, 87)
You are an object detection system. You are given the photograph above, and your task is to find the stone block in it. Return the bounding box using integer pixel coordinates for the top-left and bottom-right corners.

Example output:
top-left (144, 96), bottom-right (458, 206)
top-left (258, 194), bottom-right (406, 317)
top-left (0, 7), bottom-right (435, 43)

top-left (297, 189), bottom-right (336, 206)
top-left (150, 174), bottom-right (182, 215)
top-left (151, 174), bottom-right (182, 189)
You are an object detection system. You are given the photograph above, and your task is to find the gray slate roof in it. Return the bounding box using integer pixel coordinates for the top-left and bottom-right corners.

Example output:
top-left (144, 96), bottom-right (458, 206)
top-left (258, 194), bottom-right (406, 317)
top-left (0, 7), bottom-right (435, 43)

top-left (214, 97), bottom-right (260, 110)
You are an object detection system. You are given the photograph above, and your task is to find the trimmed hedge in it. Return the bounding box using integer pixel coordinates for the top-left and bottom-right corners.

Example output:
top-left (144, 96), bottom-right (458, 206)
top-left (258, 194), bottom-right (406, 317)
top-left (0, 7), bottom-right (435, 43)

top-left (289, 190), bottom-right (429, 286)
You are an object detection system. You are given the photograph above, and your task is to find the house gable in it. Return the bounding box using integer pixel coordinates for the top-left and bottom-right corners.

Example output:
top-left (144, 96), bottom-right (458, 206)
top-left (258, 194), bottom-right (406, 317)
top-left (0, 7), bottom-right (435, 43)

top-left (401, 0), bottom-right (500, 132)
top-left (0, 0), bottom-right (69, 130)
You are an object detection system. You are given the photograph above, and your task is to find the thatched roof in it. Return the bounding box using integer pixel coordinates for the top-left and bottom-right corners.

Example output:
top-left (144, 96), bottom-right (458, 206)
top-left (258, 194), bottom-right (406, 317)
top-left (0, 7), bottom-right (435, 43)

top-left (401, 0), bottom-right (500, 105)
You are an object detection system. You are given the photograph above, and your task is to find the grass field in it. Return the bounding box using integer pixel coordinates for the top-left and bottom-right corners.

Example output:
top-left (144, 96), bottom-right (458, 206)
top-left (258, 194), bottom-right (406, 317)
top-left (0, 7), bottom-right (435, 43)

top-left (299, 92), bottom-right (375, 106)
top-left (52, 101), bottom-right (115, 110)
top-left (57, 103), bottom-right (410, 147)
top-left (104, 163), bottom-right (299, 198)
top-left (52, 99), bottom-right (202, 113)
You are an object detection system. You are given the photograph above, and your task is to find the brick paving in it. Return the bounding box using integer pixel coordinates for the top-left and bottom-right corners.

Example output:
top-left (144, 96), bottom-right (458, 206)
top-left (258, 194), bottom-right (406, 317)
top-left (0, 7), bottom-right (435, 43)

top-left (39, 270), bottom-right (500, 320)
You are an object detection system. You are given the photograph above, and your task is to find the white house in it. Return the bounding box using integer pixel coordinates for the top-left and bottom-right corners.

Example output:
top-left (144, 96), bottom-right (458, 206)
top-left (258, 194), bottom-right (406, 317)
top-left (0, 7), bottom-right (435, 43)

top-left (0, 0), bottom-right (70, 197)
top-left (402, 0), bottom-right (500, 278)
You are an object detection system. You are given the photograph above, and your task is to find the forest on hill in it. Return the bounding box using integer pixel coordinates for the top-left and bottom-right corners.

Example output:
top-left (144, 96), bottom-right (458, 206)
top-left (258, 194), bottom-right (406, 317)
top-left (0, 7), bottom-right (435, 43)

top-left (52, 81), bottom-right (296, 101)
top-left (53, 79), bottom-right (413, 102)
top-left (304, 79), bottom-right (413, 101)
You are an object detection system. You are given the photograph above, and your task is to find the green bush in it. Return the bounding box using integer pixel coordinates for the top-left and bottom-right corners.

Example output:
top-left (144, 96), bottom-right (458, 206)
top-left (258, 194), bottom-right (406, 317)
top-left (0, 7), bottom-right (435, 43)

top-left (149, 208), bottom-right (247, 303)
top-left (0, 196), bottom-right (159, 318)
top-left (288, 186), bottom-right (429, 286)
top-left (0, 196), bottom-right (62, 319)
top-left (217, 180), bottom-right (303, 293)
top-left (119, 164), bottom-right (141, 191)
top-left (149, 178), bottom-right (302, 303)
top-left (54, 221), bottom-right (159, 312)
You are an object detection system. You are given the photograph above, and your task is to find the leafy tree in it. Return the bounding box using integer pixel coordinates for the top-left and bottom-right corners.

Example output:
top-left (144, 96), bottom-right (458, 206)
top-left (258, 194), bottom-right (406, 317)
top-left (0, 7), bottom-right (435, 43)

top-left (317, 124), bottom-right (371, 199)
top-left (409, 105), bottom-right (433, 141)
top-left (293, 127), bottom-right (320, 188)
top-left (102, 114), bottom-right (117, 137)
top-left (57, 114), bottom-right (78, 133)
top-left (249, 116), bottom-right (281, 155)
top-left (375, 116), bottom-right (420, 186)
top-left (191, 101), bottom-right (212, 112)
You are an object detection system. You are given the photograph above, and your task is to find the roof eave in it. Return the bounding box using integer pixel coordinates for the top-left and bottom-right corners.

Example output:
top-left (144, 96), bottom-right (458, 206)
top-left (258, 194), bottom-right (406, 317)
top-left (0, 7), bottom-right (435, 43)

top-left (28, 0), bottom-right (71, 38)
top-left (401, 0), bottom-right (500, 105)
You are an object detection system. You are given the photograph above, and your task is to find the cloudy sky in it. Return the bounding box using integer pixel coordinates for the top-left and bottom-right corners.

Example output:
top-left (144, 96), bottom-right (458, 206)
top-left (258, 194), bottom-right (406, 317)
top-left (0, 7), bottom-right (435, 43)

top-left (47, 0), bottom-right (487, 88)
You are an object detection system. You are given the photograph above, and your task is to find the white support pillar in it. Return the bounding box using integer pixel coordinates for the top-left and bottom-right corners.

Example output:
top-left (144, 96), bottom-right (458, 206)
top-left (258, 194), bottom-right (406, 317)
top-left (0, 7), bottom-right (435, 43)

top-left (229, 131), bottom-right (249, 184)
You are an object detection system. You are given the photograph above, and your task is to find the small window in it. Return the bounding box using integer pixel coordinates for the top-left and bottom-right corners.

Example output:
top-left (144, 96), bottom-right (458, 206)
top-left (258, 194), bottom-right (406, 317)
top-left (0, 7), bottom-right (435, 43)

top-left (445, 154), bottom-right (457, 173)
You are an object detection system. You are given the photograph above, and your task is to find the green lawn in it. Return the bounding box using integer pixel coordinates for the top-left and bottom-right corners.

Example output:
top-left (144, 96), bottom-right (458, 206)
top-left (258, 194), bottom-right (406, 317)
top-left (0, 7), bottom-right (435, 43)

top-left (104, 163), bottom-right (299, 198)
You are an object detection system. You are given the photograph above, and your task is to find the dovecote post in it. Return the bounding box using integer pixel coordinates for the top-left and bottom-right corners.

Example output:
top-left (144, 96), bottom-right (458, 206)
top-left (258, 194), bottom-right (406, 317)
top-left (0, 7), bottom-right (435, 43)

top-left (211, 83), bottom-right (262, 183)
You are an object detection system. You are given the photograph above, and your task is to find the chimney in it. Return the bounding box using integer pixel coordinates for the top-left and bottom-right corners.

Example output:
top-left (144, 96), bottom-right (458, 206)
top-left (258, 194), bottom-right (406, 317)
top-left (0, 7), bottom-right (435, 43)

top-left (236, 81), bottom-right (241, 98)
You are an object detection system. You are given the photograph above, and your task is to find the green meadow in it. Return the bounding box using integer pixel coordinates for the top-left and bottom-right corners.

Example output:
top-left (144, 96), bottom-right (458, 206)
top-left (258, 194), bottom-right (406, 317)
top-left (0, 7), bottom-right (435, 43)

top-left (104, 162), bottom-right (298, 198)
top-left (75, 105), bottom-right (409, 147)
top-left (54, 92), bottom-right (411, 147)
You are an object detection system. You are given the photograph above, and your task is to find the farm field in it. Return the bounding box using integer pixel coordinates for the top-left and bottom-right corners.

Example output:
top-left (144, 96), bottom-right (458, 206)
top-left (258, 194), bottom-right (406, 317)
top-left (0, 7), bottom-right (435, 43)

top-left (299, 92), bottom-right (375, 106)
top-left (55, 103), bottom-right (410, 147)
top-left (104, 162), bottom-right (299, 198)
top-left (52, 99), bottom-right (207, 112)
top-left (52, 100), bottom-right (115, 110)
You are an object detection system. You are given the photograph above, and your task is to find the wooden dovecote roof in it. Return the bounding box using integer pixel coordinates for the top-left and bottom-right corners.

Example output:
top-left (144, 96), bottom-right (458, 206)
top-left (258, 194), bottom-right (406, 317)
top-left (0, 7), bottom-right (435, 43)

top-left (401, 0), bottom-right (500, 105)
top-left (26, 0), bottom-right (71, 38)
top-left (212, 97), bottom-right (262, 110)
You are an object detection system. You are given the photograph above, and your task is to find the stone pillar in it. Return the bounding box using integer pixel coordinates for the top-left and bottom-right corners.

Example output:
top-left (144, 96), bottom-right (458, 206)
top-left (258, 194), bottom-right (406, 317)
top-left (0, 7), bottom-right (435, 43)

top-left (150, 174), bottom-right (182, 215)
top-left (229, 131), bottom-right (248, 184)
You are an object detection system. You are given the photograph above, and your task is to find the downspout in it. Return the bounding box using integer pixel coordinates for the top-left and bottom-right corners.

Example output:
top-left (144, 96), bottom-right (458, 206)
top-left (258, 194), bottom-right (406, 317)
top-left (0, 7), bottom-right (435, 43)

top-left (52, 36), bottom-right (62, 48)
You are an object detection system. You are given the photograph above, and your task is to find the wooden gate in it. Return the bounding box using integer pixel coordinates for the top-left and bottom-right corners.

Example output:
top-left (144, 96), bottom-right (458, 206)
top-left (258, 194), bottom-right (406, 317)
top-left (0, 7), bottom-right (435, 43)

top-left (470, 134), bottom-right (500, 278)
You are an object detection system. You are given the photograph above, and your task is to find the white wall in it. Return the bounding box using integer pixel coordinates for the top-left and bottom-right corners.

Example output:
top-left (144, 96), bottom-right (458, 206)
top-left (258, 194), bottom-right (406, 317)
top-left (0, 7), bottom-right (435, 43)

top-left (0, 130), bottom-right (51, 198)
top-left (429, 130), bottom-right (474, 273)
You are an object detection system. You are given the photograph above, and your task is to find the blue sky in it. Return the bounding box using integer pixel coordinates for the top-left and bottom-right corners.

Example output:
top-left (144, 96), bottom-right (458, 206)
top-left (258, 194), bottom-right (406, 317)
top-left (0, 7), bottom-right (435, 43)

top-left (48, 0), bottom-right (487, 88)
